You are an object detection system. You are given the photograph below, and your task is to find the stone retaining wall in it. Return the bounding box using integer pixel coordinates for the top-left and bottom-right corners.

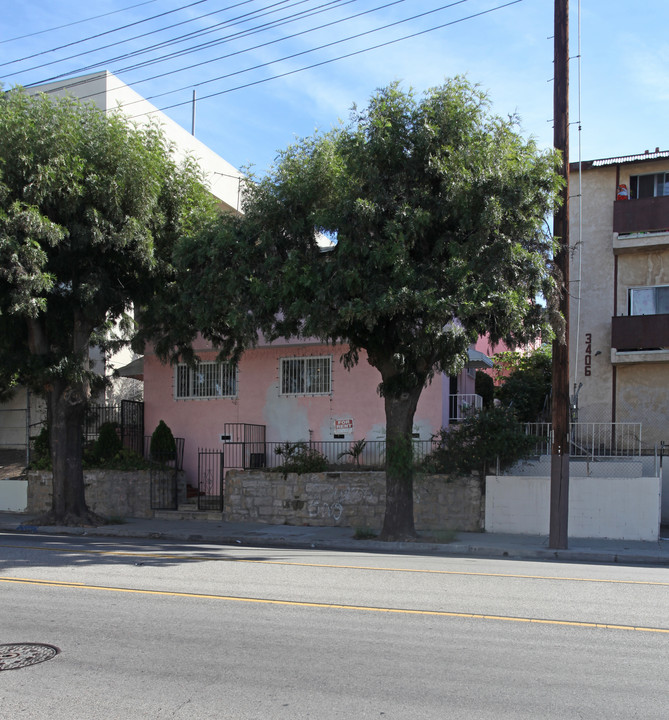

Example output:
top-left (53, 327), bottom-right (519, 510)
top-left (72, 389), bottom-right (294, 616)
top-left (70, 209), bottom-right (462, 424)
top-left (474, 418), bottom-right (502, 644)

top-left (224, 470), bottom-right (483, 531)
top-left (27, 469), bottom-right (184, 518)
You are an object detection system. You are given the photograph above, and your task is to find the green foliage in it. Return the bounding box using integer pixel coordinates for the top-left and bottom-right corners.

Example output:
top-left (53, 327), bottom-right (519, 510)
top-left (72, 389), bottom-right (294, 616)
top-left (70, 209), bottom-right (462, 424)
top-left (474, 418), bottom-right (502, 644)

top-left (422, 406), bottom-right (536, 481)
top-left (150, 420), bottom-right (177, 461)
top-left (337, 439), bottom-right (367, 466)
top-left (83, 447), bottom-right (150, 471)
top-left (475, 371), bottom-right (495, 409)
top-left (353, 527), bottom-right (378, 540)
top-left (274, 442), bottom-right (328, 477)
top-left (494, 345), bottom-right (552, 422)
top-left (155, 78), bottom-right (561, 537)
top-left (32, 426), bottom-right (50, 465)
top-left (0, 87), bottom-right (216, 521)
top-left (94, 422), bottom-right (122, 461)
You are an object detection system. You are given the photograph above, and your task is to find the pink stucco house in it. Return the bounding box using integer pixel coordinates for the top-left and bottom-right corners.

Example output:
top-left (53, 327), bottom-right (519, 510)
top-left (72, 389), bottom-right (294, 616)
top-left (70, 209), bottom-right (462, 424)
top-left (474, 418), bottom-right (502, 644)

top-left (142, 336), bottom-right (493, 487)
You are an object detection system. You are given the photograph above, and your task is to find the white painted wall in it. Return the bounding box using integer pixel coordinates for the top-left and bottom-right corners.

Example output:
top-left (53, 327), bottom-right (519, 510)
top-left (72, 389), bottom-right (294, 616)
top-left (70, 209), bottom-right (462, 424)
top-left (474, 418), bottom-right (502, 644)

top-left (486, 474), bottom-right (661, 541)
top-left (0, 479), bottom-right (28, 512)
top-left (29, 71), bottom-right (243, 212)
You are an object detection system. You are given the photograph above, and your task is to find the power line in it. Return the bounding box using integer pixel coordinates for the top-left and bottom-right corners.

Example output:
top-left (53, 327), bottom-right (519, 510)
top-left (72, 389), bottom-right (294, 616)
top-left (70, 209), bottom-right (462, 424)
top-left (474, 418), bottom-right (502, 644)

top-left (132, 0), bottom-right (523, 118)
top-left (0, 0), bottom-right (161, 45)
top-left (18, 0), bottom-right (342, 85)
top-left (116, 0), bottom-right (388, 79)
top-left (51, 0), bottom-right (383, 92)
top-left (0, 0), bottom-right (213, 68)
top-left (134, 0), bottom-right (467, 103)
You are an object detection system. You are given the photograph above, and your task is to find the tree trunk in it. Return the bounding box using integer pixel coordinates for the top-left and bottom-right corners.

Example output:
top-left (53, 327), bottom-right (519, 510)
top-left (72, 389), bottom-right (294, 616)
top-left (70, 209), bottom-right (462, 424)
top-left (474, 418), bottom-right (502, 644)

top-left (380, 385), bottom-right (423, 541)
top-left (40, 379), bottom-right (101, 526)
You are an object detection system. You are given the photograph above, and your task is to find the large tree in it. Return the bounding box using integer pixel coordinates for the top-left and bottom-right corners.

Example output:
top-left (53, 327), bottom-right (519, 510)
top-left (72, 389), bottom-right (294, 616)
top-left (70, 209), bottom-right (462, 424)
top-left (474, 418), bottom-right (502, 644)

top-left (0, 88), bottom-right (216, 524)
top-left (159, 78), bottom-right (562, 540)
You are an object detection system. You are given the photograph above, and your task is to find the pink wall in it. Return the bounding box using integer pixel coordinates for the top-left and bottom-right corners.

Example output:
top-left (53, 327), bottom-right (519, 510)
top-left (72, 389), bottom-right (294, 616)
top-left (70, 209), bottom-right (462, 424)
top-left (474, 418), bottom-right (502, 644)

top-left (144, 342), bottom-right (443, 484)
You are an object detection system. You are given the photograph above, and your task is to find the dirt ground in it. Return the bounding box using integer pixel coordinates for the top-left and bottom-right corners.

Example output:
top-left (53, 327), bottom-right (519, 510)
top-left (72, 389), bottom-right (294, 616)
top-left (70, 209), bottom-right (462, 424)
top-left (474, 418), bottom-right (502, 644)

top-left (0, 449), bottom-right (27, 480)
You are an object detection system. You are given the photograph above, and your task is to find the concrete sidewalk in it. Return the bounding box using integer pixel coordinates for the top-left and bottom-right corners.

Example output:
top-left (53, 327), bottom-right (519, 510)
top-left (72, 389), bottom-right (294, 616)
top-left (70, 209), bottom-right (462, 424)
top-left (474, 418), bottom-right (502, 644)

top-left (0, 511), bottom-right (668, 565)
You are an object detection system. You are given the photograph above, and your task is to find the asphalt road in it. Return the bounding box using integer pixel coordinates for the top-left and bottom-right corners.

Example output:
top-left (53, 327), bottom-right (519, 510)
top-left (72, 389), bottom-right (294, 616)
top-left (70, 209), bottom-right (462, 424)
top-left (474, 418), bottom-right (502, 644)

top-left (1, 534), bottom-right (668, 719)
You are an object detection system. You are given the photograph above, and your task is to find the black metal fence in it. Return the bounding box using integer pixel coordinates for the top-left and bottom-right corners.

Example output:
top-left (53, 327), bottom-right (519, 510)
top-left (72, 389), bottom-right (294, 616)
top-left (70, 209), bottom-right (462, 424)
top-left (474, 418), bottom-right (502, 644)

top-left (84, 400), bottom-right (144, 456)
top-left (197, 448), bottom-right (225, 511)
top-left (143, 436), bottom-right (185, 471)
top-left (216, 438), bottom-right (439, 471)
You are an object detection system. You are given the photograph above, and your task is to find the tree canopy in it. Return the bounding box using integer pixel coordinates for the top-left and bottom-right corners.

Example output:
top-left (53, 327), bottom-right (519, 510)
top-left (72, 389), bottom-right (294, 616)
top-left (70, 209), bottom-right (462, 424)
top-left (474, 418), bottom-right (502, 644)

top-left (0, 87), bottom-right (216, 524)
top-left (494, 345), bottom-right (553, 423)
top-left (162, 78), bottom-right (561, 539)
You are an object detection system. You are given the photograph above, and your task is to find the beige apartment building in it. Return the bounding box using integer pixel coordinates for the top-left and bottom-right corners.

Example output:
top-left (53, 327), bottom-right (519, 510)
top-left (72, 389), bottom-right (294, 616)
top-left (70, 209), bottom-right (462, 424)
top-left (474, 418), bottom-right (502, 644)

top-left (569, 149), bottom-right (669, 450)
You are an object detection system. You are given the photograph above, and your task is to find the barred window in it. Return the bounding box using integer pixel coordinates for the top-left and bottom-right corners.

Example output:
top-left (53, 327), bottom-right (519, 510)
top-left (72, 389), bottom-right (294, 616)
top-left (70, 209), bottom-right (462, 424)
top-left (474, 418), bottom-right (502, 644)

top-left (280, 356), bottom-right (331, 395)
top-left (175, 362), bottom-right (237, 399)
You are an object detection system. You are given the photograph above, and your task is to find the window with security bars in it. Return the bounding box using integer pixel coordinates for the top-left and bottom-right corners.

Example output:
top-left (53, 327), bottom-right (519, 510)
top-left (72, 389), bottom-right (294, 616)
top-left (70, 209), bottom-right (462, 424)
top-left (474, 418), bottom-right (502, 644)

top-left (280, 356), bottom-right (331, 395)
top-left (175, 362), bottom-right (237, 399)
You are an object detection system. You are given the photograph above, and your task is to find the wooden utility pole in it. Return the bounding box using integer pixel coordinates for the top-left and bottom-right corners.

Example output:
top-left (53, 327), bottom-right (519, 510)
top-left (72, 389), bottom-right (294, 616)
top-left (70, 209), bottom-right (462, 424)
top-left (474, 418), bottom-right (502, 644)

top-left (550, 0), bottom-right (570, 549)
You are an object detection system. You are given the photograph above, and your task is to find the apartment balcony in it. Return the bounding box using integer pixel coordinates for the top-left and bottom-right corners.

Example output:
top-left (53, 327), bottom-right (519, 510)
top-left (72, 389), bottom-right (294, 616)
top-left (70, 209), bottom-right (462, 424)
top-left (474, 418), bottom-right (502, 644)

top-left (448, 393), bottom-right (483, 422)
top-left (611, 314), bottom-right (669, 363)
top-left (613, 196), bottom-right (669, 235)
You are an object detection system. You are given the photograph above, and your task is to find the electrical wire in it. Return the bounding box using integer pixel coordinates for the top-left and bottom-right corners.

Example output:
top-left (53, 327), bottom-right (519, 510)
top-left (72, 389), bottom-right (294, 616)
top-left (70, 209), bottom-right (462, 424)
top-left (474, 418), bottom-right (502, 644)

top-left (3, 0), bottom-right (292, 77)
top-left (0, 0), bottom-right (161, 45)
top-left (19, 0), bottom-right (350, 85)
top-left (0, 0), bottom-right (213, 67)
top-left (131, 0), bottom-right (523, 119)
top-left (10, 0), bottom-right (523, 124)
top-left (39, 0), bottom-right (401, 97)
top-left (136, 0), bottom-right (473, 105)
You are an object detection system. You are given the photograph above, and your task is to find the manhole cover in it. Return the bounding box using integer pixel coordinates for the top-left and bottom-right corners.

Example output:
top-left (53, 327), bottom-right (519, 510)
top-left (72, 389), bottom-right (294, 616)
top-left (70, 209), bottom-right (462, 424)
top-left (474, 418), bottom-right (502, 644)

top-left (0, 643), bottom-right (60, 671)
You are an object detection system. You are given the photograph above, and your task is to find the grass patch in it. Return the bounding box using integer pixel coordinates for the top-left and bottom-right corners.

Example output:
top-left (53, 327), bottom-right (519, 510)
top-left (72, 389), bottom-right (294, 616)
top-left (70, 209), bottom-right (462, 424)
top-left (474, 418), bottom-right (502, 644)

top-left (353, 527), bottom-right (378, 540)
top-left (420, 528), bottom-right (457, 544)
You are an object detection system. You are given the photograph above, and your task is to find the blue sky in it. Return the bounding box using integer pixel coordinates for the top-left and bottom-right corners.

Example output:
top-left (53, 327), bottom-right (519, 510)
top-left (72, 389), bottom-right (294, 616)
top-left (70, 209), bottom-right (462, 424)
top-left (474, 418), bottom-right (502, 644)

top-left (1, 1), bottom-right (667, 175)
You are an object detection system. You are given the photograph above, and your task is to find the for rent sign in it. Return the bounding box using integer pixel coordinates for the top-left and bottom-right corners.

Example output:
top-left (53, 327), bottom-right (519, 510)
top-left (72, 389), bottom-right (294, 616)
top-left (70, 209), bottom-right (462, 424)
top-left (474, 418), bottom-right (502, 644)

top-left (333, 418), bottom-right (354, 434)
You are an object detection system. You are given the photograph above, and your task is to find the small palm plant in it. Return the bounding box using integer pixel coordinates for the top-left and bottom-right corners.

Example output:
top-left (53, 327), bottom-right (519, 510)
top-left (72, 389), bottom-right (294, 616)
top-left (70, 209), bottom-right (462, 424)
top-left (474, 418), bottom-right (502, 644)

top-left (337, 439), bottom-right (367, 467)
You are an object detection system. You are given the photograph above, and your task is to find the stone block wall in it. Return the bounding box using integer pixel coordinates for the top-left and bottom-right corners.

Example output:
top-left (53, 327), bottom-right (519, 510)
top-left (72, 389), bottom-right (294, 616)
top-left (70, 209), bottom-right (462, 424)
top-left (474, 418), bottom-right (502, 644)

top-left (27, 470), bottom-right (184, 518)
top-left (224, 470), bottom-right (483, 531)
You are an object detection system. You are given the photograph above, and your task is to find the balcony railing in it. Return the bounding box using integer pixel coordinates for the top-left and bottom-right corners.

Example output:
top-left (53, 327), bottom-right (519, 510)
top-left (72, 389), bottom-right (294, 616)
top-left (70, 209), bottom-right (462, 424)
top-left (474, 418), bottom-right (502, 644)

top-left (613, 196), bottom-right (669, 235)
top-left (611, 314), bottom-right (669, 351)
top-left (448, 393), bottom-right (483, 422)
top-left (524, 422), bottom-right (643, 458)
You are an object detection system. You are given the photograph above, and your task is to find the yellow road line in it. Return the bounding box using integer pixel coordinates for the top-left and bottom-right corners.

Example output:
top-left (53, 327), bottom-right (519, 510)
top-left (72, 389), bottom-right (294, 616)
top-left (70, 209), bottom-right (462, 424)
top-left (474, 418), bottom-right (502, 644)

top-left (2, 575), bottom-right (668, 634)
top-left (1, 542), bottom-right (667, 586)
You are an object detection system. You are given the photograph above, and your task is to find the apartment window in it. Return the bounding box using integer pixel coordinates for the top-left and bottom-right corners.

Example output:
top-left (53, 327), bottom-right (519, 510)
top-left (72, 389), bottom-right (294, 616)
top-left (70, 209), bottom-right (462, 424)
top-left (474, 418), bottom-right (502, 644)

top-left (280, 356), bottom-right (331, 395)
top-left (630, 172), bottom-right (669, 199)
top-left (176, 362), bottom-right (237, 399)
top-left (629, 286), bottom-right (669, 316)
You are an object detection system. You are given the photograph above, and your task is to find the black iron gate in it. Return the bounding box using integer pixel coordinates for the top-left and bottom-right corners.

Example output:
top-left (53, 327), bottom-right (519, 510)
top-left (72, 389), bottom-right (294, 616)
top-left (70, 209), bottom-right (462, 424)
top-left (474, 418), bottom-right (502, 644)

top-left (120, 399), bottom-right (144, 456)
top-left (197, 449), bottom-right (224, 512)
top-left (150, 460), bottom-right (178, 510)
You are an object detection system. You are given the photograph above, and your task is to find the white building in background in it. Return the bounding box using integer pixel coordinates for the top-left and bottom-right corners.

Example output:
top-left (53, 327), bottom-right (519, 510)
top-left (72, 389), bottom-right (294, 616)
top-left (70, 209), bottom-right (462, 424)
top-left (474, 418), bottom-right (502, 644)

top-left (0, 71), bottom-right (243, 451)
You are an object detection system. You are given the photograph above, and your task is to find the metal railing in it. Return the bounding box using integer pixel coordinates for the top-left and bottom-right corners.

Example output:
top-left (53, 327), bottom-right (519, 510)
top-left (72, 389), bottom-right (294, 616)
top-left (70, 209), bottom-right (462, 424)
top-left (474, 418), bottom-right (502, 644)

top-left (448, 394), bottom-right (483, 422)
top-left (524, 422), bottom-right (643, 458)
top-left (144, 436), bottom-right (185, 471)
top-left (217, 438), bottom-right (440, 471)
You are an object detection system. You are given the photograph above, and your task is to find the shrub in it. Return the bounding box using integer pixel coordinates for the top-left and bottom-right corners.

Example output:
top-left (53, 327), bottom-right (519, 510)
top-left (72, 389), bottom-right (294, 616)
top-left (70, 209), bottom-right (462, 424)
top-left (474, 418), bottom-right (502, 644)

top-left (150, 420), bottom-right (177, 462)
top-left (494, 346), bottom-right (552, 422)
top-left (337, 439), bottom-right (367, 466)
top-left (475, 370), bottom-right (495, 409)
top-left (31, 426), bottom-right (50, 468)
top-left (422, 406), bottom-right (536, 482)
top-left (95, 422), bottom-right (122, 461)
top-left (274, 442), bottom-right (328, 477)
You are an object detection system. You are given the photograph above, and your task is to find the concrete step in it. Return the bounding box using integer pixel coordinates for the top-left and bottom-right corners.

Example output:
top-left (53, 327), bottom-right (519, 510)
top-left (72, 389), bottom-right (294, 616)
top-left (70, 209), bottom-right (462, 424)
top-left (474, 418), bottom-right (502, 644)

top-left (153, 508), bottom-right (223, 522)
